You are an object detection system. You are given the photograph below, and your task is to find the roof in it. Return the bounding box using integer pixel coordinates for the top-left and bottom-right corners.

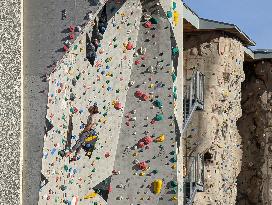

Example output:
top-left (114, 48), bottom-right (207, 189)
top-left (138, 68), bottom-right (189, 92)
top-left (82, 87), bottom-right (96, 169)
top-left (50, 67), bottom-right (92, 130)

top-left (183, 3), bottom-right (256, 47)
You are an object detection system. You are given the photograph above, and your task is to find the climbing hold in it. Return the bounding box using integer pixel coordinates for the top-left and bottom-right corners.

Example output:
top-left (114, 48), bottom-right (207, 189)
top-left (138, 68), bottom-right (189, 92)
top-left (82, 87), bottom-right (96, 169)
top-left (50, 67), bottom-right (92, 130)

top-left (63, 45), bottom-right (69, 52)
top-left (171, 196), bottom-right (177, 201)
top-left (69, 25), bottom-right (75, 32)
top-left (153, 99), bottom-right (163, 108)
top-left (155, 134), bottom-right (165, 142)
top-left (173, 11), bottom-right (179, 26)
top-left (144, 21), bottom-right (152, 28)
top-left (167, 11), bottom-right (173, 18)
top-left (128, 81), bottom-right (135, 87)
top-left (170, 180), bottom-right (178, 188)
top-left (172, 73), bottom-right (177, 81)
top-left (138, 162), bottom-right (148, 171)
top-left (135, 90), bottom-right (143, 98)
top-left (172, 47), bottom-right (179, 56)
top-left (84, 192), bottom-right (97, 199)
top-left (153, 179), bottom-right (163, 194)
top-left (69, 34), bottom-right (75, 39)
top-left (114, 101), bottom-right (123, 110)
top-left (154, 114), bottom-right (163, 121)
top-left (142, 136), bottom-right (153, 144)
top-left (126, 42), bottom-right (134, 50)
top-left (150, 17), bottom-right (159, 24)
top-left (141, 93), bottom-right (149, 101)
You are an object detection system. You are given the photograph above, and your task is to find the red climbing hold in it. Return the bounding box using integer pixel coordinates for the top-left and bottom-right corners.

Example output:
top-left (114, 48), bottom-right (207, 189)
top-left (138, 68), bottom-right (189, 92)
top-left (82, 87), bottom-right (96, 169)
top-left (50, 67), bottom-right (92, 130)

top-left (69, 33), bottom-right (75, 39)
top-left (143, 136), bottom-right (153, 144)
top-left (144, 21), bottom-right (152, 28)
top-left (63, 45), bottom-right (69, 52)
top-left (114, 102), bottom-right (123, 110)
top-left (138, 162), bottom-right (148, 171)
top-left (105, 152), bottom-right (110, 158)
top-left (138, 141), bottom-right (145, 148)
top-left (135, 90), bottom-right (143, 98)
top-left (126, 42), bottom-right (133, 50)
top-left (141, 94), bottom-right (149, 101)
top-left (135, 59), bottom-right (141, 65)
top-left (108, 185), bottom-right (112, 192)
top-left (69, 25), bottom-right (75, 32)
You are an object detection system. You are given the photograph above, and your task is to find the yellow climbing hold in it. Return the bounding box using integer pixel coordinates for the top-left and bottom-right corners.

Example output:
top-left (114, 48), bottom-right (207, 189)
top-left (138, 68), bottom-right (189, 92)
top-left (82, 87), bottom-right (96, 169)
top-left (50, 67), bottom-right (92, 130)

top-left (171, 196), bottom-right (177, 201)
top-left (173, 11), bottom-right (179, 26)
top-left (171, 164), bottom-right (176, 169)
top-left (153, 179), bottom-right (163, 194)
top-left (84, 192), bottom-right (97, 199)
top-left (85, 135), bottom-right (97, 142)
top-left (155, 134), bottom-right (165, 142)
top-left (223, 90), bottom-right (229, 97)
top-left (139, 172), bottom-right (145, 176)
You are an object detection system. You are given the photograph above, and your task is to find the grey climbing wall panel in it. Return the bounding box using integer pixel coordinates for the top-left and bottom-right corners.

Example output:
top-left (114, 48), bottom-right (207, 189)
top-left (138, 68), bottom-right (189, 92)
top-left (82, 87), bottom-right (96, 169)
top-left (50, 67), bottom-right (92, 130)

top-left (107, 1), bottom-right (178, 204)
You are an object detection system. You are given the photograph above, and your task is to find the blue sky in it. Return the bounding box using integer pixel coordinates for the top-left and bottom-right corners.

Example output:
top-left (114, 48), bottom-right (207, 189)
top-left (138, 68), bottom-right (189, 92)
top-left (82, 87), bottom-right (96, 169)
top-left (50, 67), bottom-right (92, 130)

top-left (183, 0), bottom-right (272, 49)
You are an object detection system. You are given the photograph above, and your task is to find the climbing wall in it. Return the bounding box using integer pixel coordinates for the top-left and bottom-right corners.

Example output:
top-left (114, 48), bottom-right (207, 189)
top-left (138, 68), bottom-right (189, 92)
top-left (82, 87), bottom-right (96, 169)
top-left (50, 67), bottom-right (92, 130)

top-left (107, 1), bottom-right (179, 204)
top-left (237, 60), bottom-right (272, 205)
top-left (38, 0), bottom-right (143, 204)
top-left (183, 32), bottom-right (245, 204)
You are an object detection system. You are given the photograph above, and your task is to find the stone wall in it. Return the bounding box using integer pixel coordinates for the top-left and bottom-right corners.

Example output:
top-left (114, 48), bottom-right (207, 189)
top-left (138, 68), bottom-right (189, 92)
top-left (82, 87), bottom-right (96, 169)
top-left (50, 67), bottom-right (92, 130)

top-left (183, 31), bottom-right (245, 204)
top-left (237, 60), bottom-right (272, 205)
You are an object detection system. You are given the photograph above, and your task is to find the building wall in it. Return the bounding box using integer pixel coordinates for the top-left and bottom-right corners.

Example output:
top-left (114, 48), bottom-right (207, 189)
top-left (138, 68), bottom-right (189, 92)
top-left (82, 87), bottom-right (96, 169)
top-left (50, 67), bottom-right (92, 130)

top-left (237, 60), bottom-right (272, 205)
top-left (183, 31), bottom-right (244, 204)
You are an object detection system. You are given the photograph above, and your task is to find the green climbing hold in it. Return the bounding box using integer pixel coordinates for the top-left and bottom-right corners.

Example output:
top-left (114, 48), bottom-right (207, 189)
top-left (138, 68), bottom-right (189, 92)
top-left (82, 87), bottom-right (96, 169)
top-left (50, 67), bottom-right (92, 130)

top-left (76, 73), bottom-right (81, 80)
top-left (92, 168), bottom-right (96, 172)
top-left (172, 73), bottom-right (176, 82)
top-left (155, 114), bottom-right (164, 121)
top-left (106, 80), bottom-right (110, 84)
top-left (169, 151), bottom-right (175, 155)
top-left (64, 165), bottom-right (68, 172)
top-left (96, 157), bottom-right (101, 160)
top-left (74, 45), bottom-right (78, 50)
top-left (167, 11), bottom-right (173, 18)
top-left (154, 99), bottom-right (163, 108)
top-left (172, 47), bottom-right (179, 56)
top-left (173, 2), bottom-right (177, 10)
top-left (60, 185), bottom-right (67, 191)
top-left (170, 180), bottom-right (178, 188)
top-left (170, 155), bottom-right (177, 163)
top-left (150, 17), bottom-right (159, 24)
top-left (153, 170), bottom-right (158, 174)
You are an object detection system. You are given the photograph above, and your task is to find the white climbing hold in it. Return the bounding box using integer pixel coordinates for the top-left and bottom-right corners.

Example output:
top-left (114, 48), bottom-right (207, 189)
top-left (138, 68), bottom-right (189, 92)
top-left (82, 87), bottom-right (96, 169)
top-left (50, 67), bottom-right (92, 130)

top-left (129, 81), bottom-right (135, 86)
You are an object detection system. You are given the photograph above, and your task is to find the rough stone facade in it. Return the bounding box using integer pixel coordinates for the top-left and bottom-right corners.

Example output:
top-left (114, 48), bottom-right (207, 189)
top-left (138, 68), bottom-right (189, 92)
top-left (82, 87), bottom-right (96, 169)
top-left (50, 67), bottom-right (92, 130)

top-left (183, 32), bottom-right (245, 204)
top-left (237, 60), bottom-right (272, 205)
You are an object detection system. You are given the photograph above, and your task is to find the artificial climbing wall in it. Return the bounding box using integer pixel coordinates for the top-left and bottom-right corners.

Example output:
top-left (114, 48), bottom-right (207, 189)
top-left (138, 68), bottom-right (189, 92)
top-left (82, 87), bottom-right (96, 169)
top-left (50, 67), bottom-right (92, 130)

top-left (38, 0), bottom-right (184, 204)
top-left (39, 0), bottom-right (142, 204)
top-left (183, 32), bottom-right (245, 204)
top-left (237, 60), bottom-right (272, 205)
top-left (107, 0), bottom-right (179, 204)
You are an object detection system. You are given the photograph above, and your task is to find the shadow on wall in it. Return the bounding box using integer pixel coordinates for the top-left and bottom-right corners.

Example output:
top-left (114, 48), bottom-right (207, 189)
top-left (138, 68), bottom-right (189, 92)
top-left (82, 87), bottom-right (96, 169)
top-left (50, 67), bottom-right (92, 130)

top-left (236, 61), bottom-right (272, 205)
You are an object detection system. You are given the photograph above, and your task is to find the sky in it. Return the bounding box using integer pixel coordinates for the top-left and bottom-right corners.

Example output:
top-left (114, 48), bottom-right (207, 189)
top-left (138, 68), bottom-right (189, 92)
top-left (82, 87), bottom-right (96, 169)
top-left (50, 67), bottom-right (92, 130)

top-left (183, 0), bottom-right (272, 49)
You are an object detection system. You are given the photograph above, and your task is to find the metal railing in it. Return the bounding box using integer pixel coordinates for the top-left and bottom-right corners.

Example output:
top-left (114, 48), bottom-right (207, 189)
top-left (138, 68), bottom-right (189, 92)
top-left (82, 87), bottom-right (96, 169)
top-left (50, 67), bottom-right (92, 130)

top-left (184, 155), bottom-right (204, 205)
top-left (183, 70), bottom-right (204, 132)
